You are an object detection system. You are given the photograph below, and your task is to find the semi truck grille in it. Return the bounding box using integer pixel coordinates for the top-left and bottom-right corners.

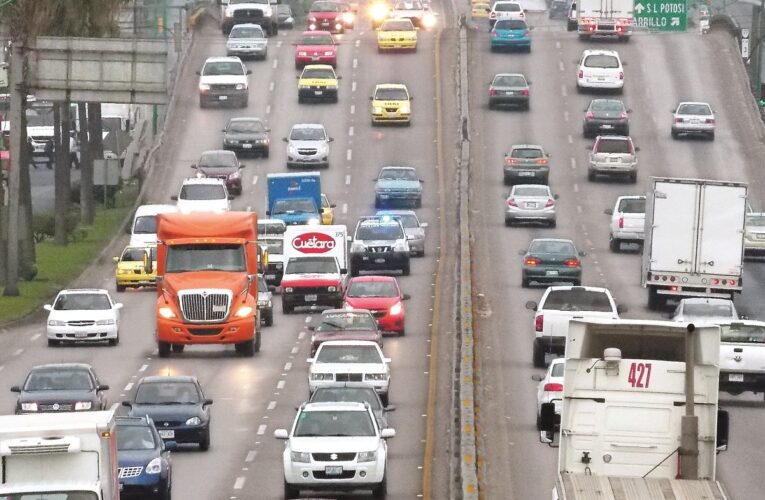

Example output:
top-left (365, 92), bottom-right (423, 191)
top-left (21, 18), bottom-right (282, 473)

top-left (118, 466), bottom-right (144, 479)
top-left (179, 290), bottom-right (232, 323)
top-left (335, 373), bottom-right (363, 382)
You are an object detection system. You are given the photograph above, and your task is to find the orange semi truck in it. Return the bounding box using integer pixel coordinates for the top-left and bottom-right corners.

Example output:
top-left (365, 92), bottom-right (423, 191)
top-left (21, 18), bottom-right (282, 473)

top-left (155, 212), bottom-right (261, 357)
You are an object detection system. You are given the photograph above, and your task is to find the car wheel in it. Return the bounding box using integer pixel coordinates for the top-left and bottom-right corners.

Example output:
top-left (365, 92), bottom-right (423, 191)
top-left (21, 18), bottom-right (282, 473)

top-left (576, 85), bottom-right (583, 94)
top-left (298, 96), bottom-right (304, 104)
top-left (587, 169), bottom-right (596, 182)
top-left (235, 340), bottom-right (255, 357)
top-left (171, 344), bottom-right (185, 353)
top-left (263, 147), bottom-right (270, 158)
top-left (284, 480), bottom-right (299, 499)
top-left (108, 336), bottom-right (119, 347)
top-left (199, 98), bottom-right (206, 109)
top-left (549, 219), bottom-right (556, 228)
top-left (622, 126), bottom-right (630, 136)
top-left (402, 261), bottom-right (411, 276)
top-left (294, 61), bottom-right (301, 70)
top-left (532, 341), bottom-right (546, 368)
top-left (708, 131), bottom-right (715, 141)
top-left (609, 237), bottom-right (620, 253)
top-left (536, 413), bottom-right (542, 430)
top-left (525, 45), bottom-right (531, 53)
top-left (399, 328), bottom-right (405, 337)
top-left (524, 101), bottom-right (530, 111)
top-left (254, 330), bottom-right (261, 353)
top-left (521, 277), bottom-right (530, 288)
top-left (571, 279), bottom-right (581, 286)
top-left (505, 218), bottom-right (512, 227)
top-left (380, 393), bottom-right (389, 406)
top-left (372, 474), bottom-right (388, 499)
top-left (48, 338), bottom-right (60, 347)
top-left (503, 175), bottom-right (510, 186)
top-left (158, 341), bottom-right (171, 358)
top-left (671, 130), bottom-right (679, 139)
top-left (265, 310), bottom-right (273, 327)
top-left (488, 101), bottom-right (495, 110)
top-left (647, 287), bottom-right (663, 311)
top-left (116, 284), bottom-right (126, 292)
top-left (629, 171), bottom-right (637, 184)
top-left (374, 197), bottom-right (382, 209)
top-left (415, 199), bottom-right (422, 208)
top-left (199, 430), bottom-right (210, 451)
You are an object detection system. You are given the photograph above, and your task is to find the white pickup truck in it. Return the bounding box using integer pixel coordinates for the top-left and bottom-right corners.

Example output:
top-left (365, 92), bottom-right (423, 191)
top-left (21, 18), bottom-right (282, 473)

top-left (525, 285), bottom-right (623, 368)
top-left (604, 195), bottom-right (645, 252)
top-left (717, 320), bottom-right (765, 399)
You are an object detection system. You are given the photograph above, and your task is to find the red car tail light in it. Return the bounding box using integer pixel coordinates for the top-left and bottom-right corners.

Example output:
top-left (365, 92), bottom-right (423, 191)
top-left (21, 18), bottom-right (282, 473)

top-left (523, 30), bottom-right (530, 37)
top-left (489, 88), bottom-right (498, 95)
top-left (620, 111), bottom-right (627, 119)
top-left (618, 71), bottom-right (624, 80)
top-left (618, 217), bottom-right (624, 229)
top-left (524, 256), bottom-right (541, 267)
top-left (491, 30), bottom-right (499, 37)
top-left (536, 158), bottom-right (548, 165)
top-left (507, 198), bottom-right (518, 207)
top-left (535, 315), bottom-right (543, 332)
top-left (563, 258), bottom-right (580, 268)
top-left (675, 117), bottom-right (683, 123)
top-left (585, 111), bottom-right (594, 120)
top-left (706, 118), bottom-right (715, 124)
top-left (505, 157), bottom-right (518, 165)
top-left (520, 89), bottom-right (529, 96)
top-left (543, 382), bottom-right (563, 392)
top-left (578, 70), bottom-right (583, 78)
top-left (545, 199), bottom-right (555, 208)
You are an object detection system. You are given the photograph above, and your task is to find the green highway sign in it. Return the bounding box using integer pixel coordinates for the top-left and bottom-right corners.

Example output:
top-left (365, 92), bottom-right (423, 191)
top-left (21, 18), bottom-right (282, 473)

top-left (634, 0), bottom-right (687, 32)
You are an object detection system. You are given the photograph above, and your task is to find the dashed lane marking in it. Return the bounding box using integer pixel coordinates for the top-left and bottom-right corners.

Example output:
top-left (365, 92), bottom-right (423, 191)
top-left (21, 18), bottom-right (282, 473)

top-left (257, 424), bottom-right (267, 435)
top-left (353, 58), bottom-right (358, 68)
top-left (305, 316), bottom-right (311, 323)
top-left (139, 364), bottom-right (148, 372)
top-left (267, 401), bottom-right (277, 410)
top-left (342, 203), bottom-right (348, 214)
top-left (124, 382), bottom-right (134, 392)
top-left (345, 174), bottom-right (351, 185)
top-left (558, 61), bottom-right (565, 72)
top-left (563, 110), bottom-right (569, 122)
top-left (233, 477), bottom-right (246, 489)
top-left (245, 450), bottom-right (257, 462)
top-left (352, 81), bottom-right (357, 92)
top-left (291, 346), bottom-right (299, 354)
top-left (576, 205), bottom-right (583, 214)
top-left (567, 134), bottom-right (573, 144)
top-left (266, 104), bottom-right (271, 114)
top-left (277, 380), bottom-right (286, 389)
top-left (570, 157), bottom-right (577, 169)
top-left (346, 149), bottom-right (352, 161)
top-left (252, 176), bottom-right (258, 185)
top-left (31, 333), bottom-right (40, 341)
top-left (298, 331), bottom-right (306, 340)
top-left (268, 81), bottom-right (274, 92)
top-left (350, 104), bottom-right (355, 114)
top-left (355, 39), bottom-right (361, 47)
top-left (272, 59), bottom-right (278, 69)
top-left (284, 362), bottom-right (292, 371)
top-left (13, 348), bottom-right (23, 357)
top-left (349, 126), bottom-right (354, 137)
top-left (561, 85), bottom-right (567, 97)
top-left (573, 183), bottom-right (579, 193)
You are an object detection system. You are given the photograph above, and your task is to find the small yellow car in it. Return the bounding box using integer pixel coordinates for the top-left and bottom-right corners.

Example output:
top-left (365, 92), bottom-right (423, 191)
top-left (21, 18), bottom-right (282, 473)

top-left (321, 193), bottom-right (336, 224)
top-left (298, 64), bottom-right (340, 103)
top-left (376, 18), bottom-right (417, 52)
top-left (114, 246), bottom-right (157, 291)
top-left (471, 2), bottom-right (490, 18)
top-left (371, 83), bottom-right (412, 125)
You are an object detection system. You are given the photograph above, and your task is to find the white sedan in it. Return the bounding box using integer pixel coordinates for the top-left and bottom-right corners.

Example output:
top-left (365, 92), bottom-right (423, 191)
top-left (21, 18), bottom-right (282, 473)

top-left (45, 289), bottom-right (123, 346)
top-left (533, 357), bottom-right (564, 434)
top-left (671, 297), bottom-right (739, 325)
top-left (671, 101), bottom-right (715, 141)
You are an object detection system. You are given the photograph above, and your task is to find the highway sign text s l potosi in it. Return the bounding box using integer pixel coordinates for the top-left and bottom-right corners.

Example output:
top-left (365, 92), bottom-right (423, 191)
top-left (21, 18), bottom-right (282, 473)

top-left (634, 0), bottom-right (687, 32)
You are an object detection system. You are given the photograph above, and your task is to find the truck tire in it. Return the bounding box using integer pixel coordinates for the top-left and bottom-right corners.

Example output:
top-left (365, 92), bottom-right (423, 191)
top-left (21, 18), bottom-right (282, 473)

top-left (236, 340), bottom-right (255, 357)
top-left (629, 171), bottom-right (637, 184)
top-left (533, 340), bottom-right (546, 368)
top-left (158, 341), bottom-right (171, 358)
top-left (521, 277), bottom-right (530, 288)
top-left (171, 344), bottom-right (185, 353)
top-left (609, 237), bottom-right (620, 252)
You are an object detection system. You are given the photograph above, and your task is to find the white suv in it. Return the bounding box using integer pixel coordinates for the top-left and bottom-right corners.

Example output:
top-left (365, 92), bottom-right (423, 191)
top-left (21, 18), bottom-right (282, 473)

top-left (197, 56), bottom-right (251, 108)
top-left (576, 50), bottom-right (624, 93)
top-left (489, 0), bottom-right (525, 26)
top-left (172, 178), bottom-right (232, 214)
top-left (275, 401), bottom-right (395, 498)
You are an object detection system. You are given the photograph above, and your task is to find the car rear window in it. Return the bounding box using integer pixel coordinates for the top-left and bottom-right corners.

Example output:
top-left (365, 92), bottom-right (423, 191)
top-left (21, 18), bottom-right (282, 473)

top-left (583, 55), bottom-right (620, 69)
top-left (543, 290), bottom-right (613, 312)
top-left (495, 3), bottom-right (521, 11)
top-left (510, 148), bottom-right (543, 159)
top-left (617, 198), bottom-right (645, 214)
top-left (596, 138), bottom-right (632, 154)
top-left (495, 19), bottom-right (526, 29)
top-left (513, 186), bottom-right (549, 197)
top-left (493, 75), bottom-right (526, 87)
top-left (720, 324), bottom-right (765, 343)
top-left (682, 303), bottom-right (734, 317)
top-left (677, 103), bottom-right (712, 115)
top-left (230, 26), bottom-right (265, 38)
top-left (529, 240), bottom-right (576, 254)
top-left (590, 100), bottom-right (624, 112)
top-left (551, 361), bottom-right (565, 377)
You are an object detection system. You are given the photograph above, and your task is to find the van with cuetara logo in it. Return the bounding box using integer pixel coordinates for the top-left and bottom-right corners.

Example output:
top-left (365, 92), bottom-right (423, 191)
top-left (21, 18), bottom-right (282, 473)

top-left (280, 225), bottom-right (348, 314)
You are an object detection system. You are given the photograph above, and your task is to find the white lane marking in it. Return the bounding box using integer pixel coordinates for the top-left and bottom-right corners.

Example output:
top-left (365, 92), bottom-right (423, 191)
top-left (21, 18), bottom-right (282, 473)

top-left (576, 205), bottom-right (583, 214)
top-left (352, 81), bottom-right (357, 92)
top-left (265, 104), bottom-right (271, 115)
top-left (268, 81), bottom-right (275, 92)
top-left (342, 203), bottom-right (348, 214)
top-left (0, 366), bottom-right (4, 372)
top-left (234, 477), bottom-right (246, 489)
top-left (349, 126), bottom-right (354, 137)
top-left (284, 362), bottom-right (292, 371)
top-left (124, 382), bottom-right (134, 392)
top-left (563, 111), bottom-right (569, 122)
top-left (567, 134), bottom-right (573, 144)
top-left (13, 348), bottom-right (23, 357)
top-left (558, 61), bottom-right (565, 72)
top-left (555, 41), bottom-right (561, 49)
top-left (570, 158), bottom-right (577, 169)
top-left (350, 104), bottom-right (355, 114)
top-left (277, 380), bottom-right (286, 389)
top-left (298, 331), bottom-right (306, 340)
top-left (252, 176), bottom-right (258, 185)
top-left (561, 85), bottom-right (567, 97)
top-left (272, 59), bottom-right (278, 69)
top-left (352, 58), bottom-right (358, 68)
top-left (267, 401), bottom-right (277, 410)
top-left (245, 450), bottom-right (257, 462)
top-left (346, 149), bottom-right (352, 161)
top-left (31, 333), bottom-right (41, 341)
top-left (305, 316), bottom-right (312, 323)
top-left (277, 41), bottom-right (283, 48)
top-left (573, 183), bottom-right (579, 193)
top-left (291, 346), bottom-right (299, 354)
top-left (139, 364), bottom-right (149, 372)
top-left (355, 39), bottom-right (361, 47)
top-left (257, 424), bottom-right (267, 435)
top-left (345, 174), bottom-right (351, 185)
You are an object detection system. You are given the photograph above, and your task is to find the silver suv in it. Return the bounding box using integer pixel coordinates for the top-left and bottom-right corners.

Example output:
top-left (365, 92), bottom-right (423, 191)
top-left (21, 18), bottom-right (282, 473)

top-left (284, 123), bottom-right (333, 169)
top-left (350, 217), bottom-right (411, 276)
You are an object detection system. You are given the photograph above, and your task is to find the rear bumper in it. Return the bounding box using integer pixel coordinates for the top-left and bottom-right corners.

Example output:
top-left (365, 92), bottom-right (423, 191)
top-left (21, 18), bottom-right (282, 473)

top-left (282, 290), bottom-right (343, 308)
top-left (535, 335), bottom-right (566, 355)
top-left (719, 371), bottom-right (765, 393)
top-left (489, 95), bottom-right (529, 107)
top-left (156, 316), bottom-right (255, 344)
top-left (490, 38), bottom-right (531, 49)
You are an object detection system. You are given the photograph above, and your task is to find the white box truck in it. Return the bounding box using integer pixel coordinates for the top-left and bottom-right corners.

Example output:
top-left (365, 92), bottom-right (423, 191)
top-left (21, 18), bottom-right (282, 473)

top-left (642, 177), bottom-right (747, 310)
top-left (0, 405), bottom-right (119, 500)
top-left (573, 0), bottom-right (634, 41)
top-left (539, 319), bottom-right (730, 500)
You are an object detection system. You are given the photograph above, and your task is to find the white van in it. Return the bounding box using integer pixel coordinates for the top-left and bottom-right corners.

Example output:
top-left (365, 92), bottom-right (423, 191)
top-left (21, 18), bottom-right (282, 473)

top-left (129, 204), bottom-right (178, 246)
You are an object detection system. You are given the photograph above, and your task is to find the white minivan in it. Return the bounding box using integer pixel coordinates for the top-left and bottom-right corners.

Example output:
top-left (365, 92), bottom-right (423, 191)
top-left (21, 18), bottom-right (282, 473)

top-left (576, 49), bottom-right (624, 93)
top-left (129, 204), bottom-right (177, 247)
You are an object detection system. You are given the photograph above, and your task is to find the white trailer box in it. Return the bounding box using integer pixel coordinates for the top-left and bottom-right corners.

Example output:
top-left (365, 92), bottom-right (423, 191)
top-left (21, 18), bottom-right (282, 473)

top-left (576, 0), bottom-right (634, 40)
top-left (0, 405), bottom-right (119, 500)
top-left (642, 177), bottom-right (747, 310)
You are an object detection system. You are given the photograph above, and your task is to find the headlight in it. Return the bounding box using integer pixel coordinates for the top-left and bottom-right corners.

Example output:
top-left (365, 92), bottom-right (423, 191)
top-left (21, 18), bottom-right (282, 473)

top-left (401, 104), bottom-right (411, 113)
top-left (186, 416), bottom-right (202, 426)
top-left (235, 83), bottom-right (245, 90)
top-left (326, 84), bottom-right (338, 90)
top-left (225, 8), bottom-right (234, 18)
top-left (284, 287), bottom-right (293, 293)
top-left (351, 242), bottom-right (366, 252)
top-left (357, 450), bottom-right (376, 462)
top-left (234, 306), bottom-right (254, 318)
top-left (291, 451), bottom-right (311, 463)
top-left (327, 286), bottom-right (337, 292)
top-left (365, 373), bottom-right (387, 381)
top-left (373, 106), bottom-right (383, 114)
top-left (257, 299), bottom-right (270, 307)
top-left (21, 403), bottom-right (38, 412)
top-left (370, 4), bottom-right (388, 20)
top-left (307, 217), bottom-right (320, 225)
top-left (275, 263), bottom-right (283, 270)
top-left (198, 83), bottom-right (210, 92)
top-left (229, 170), bottom-right (241, 179)
top-left (324, 50), bottom-right (334, 56)
top-left (308, 16), bottom-right (317, 22)
top-left (48, 319), bottom-right (66, 326)
top-left (146, 457), bottom-right (162, 475)
top-left (422, 13), bottom-right (436, 28)
top-left (74, 401), bottom-right (92, 411)
top-left (389, 301), bottom-right (402, 315)
top-left (259, 138), bottom-right (270, 145)
top-left (96, 318), bottom-right (115, 326)
top-left (310, 373), bottom-right (334, 381)
top-left (342, 12), bottom-right (355, 23)
top-left (158, 307), bottom-right (176, 319)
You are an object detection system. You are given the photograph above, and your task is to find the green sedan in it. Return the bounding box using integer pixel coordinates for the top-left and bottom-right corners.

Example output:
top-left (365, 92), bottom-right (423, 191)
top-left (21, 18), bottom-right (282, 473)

top-left (519, 238), bottom-right (584, 288)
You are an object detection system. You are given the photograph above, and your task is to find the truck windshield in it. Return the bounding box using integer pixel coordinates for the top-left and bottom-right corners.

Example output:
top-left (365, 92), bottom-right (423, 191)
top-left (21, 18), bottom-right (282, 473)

top-left (133, 215), bottom-right (157, 234)
top-left (285, 257), bottom-right (338, 274)
top-left (356, 223), bottom-right (403, 240)
top-left (0, 493), bottom-right (99, 500)
top-left (543, 290), bottom-right (613, 312)
top-left (720, 324), bottom-right (765, 343)
top-left (272, 199), bottom-right (317, 214)
top-left (166, 244), bottom-right (246, 272)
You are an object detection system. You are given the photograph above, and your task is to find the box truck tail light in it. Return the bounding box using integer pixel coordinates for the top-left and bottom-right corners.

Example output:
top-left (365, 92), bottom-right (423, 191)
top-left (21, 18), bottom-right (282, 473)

top-left (535, 315), bottom-right (543, 332)
top-left (543, 382), bottom-right (563, 392)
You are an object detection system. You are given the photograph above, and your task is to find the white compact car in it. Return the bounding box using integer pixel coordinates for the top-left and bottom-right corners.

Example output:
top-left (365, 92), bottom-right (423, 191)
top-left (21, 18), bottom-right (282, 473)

top-left (274, 401), bottom-right (395, 498)
top-left (172, 177), bottom-right (232, 214)
top-left (308, 340), bottom-right (391, 404)
top-left (129, 204), bottom-right (178, 247)
top-left (576, 49), bottom-right (624, 93)
top-left (45, 289), bottom-right (123, 346)
top-left (671, 101), bottom-right (715, 141)
top-left (671, 297), bottom-right (739, 324)
top-left (489, 0), bottom-right (525, 25)
top-left (197, 56), bottom-right (251, 108)
top-left (533, 357), bottom-right (565, 433)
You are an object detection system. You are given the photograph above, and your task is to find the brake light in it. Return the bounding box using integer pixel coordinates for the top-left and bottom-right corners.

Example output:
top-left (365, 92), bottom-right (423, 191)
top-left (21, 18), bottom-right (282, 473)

top-left (507, 198), bottom-right (518, 207)
top-left (490, 11), bottom-right (496, 18)
top-left (489, 88), bottom-right (497, 95)
top-left (491, 30), bottom-right (499, 37)
top-left (524, 256), bottom-right (541, 267)
top-left (535, 315), bottom-right (543, 332)
top-left (618, 217), bottom-right (624, 229)
top-left (505, 158), bottom-right (518, 165)
top-left (585, 111), bottom-right (594, 120)
top-left (543, 382), bottom-right (563, 392)
top-left (618, 71), bottom-right (624, 80)
top-left (706, 118), bottom-right (715, 124)
top-left (523, 30), bottom-right (530, 37)
top-left (520, 89), bottom-right (529, 96)
top-left (578, 70), bottom-right (583, 78)
top-left (563, 258), bottom-right (580, 268)
top-left (675, 117), bottom-right (683, 123)
top-left (545, 199), bottom-right (555, 208)
top-left (520, 12), bottom-right (525, 17)
top-left (620, 111), bottom-right (627, 119)
top-left (536, 158), bottom-right (547, 165)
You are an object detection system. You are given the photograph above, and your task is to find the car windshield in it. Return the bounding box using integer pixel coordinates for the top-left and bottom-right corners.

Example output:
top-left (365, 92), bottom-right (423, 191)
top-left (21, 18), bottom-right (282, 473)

top-left (381, 19), bottom-right (414, 31)
top-left (494, 19), bottom-right (525, 29)
top-left (543, 290), bottom-right (613, 312)
top-left (682, 303), bottom-right (734, 317)
top-left (551, 362), bottom-right (565, 377)
top-left (347, 280), bottom-right (398, 297)
top-left (529, 240), bottom-right (576, 254)
top-left (375, 88), bottom-right (409, 100)
top-left (677, 103), bottom-right (712, 115)
top-left (395, 0), bottom-right (423, 8)
top-left (199, 151), bottom-right (238, 168)
top-left (590, 100), bottom-right (624, 112)
top-left (202, 61), bottom-right (245, 76)
top-left (513, 186), bottom-right (549, 197)
top-left (227, 119), bottom-right (266, 133)
top-left (133, 215), bottom-right (157, 234)
top-left (493, 75), bottom-right (526, 87)
top-left (230, 26), bottom-right (265, 38)
top-left (121, 248), bottom-right (148, 262)
top-left (596, 139), bottom-right (632, 154)
top-left (272, 199), bottom-right (318, 214)
top-left (117, 425), bottom-right (157, 451)
top-left (25, 369), bottom-right (94, 391)
top-left (134, 382), bottom-right (200, 404)
top-left (294, 409), bottom-right (376, 437)
top-left (0, 493), bottom-right (99, 500)
top-left (510, 148), bottom-right (543, 159)
top-left (720, 324), bottom-right (765, 343)
top-left (301, 34), bottom-right (334, 45)
top-left (746, 214), bottom-right (765, 226)
top-left (317, 312), bottom-right (377, 331)
top-left (312, 388), bottom-right (382, 410)
top-left (618, 198), bottom-right (645, 213)
top-left (179, 184), bottom-right (226, 201)
top-left (53, 293), bottom-right (111, 311)
top-left (357, 223), bottom-right (404, 240)
top-left (302, 68), bottom-right (335, 79)
top-left (379, 168), bottom-right (417, 181)
top-left (315, 345), bottom-right (383, 363)
top-left (494, 2), bottom-right (520, 11)
top-left (312, 2), bottom-right (340, 12)
top-left (584, 55), bottom-right (619, 69)
top-left (285, 256), bottom-right (338, 274)
top-left (165, 244), bottom-right (246, 272)
top-left (262, 240), bottom-right (284, 254)
top-left (290, 127), bottom-right (325, 141)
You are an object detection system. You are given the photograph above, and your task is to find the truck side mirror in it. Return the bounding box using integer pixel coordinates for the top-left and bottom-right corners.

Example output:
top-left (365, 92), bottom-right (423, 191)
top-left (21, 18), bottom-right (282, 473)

top-left (525, 301), bottom-right (538, 311)
top-left (97, 384), bottom-right (109, 391)
top-left (121, 401), bottom-right (132, 407)
top-left (539, 402), bottom-right (556, 433)
top-left (716, 409), bottom-right (729, 452)
top-left (604, 208), bottom-right (614, 215)
top-left (10, 386), bottom-right (20, 393)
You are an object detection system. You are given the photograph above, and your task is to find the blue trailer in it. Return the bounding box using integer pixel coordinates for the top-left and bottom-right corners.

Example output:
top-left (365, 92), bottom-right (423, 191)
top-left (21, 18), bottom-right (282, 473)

top-left (266, 172), bottom-right (322, 225)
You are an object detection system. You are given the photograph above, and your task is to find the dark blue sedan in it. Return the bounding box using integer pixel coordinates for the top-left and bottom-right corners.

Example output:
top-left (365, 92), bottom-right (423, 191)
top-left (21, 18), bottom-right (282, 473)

top-left (490, 19), bottom-right (531, 53)
top-left (116, 416), bottom-right (174, 500)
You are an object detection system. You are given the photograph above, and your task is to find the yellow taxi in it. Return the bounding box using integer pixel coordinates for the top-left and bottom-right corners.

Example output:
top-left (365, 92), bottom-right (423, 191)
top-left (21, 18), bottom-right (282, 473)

top-left (371, 83), bottom-right (412, 125)
top-left (376, 18), bottom-right (418, 52)
top-left (321, 193), bottom-right (336, 224)
top-left (471, 2), bottom-right (490, 18)
top-left (297, 64), bottom-right (340, 103)
top-left (113, 246), bottom-right (157, 291)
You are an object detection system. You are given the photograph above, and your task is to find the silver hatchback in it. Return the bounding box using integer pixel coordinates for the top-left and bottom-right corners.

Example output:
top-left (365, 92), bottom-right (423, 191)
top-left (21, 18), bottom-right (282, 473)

top-left (671, 101), bottom-right (715, 140)
top-left (376, 209), bottom-right (428, 256)
top-left (504, 184), bottom-right (557, 227)
top-left (226, 24), bottom-right (268, 60)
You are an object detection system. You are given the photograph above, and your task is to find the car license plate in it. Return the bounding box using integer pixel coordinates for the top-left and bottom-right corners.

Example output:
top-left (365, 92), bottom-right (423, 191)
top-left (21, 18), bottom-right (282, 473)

top-left (242, 144), bottom-right (253, 149)
top-left (218, 95), bottom-right (228, 101)
top-left (728, 373), bottom-right (744, 382)
top-left (158, 430), bottom-right (174, 439)
top-left (757, 234), bottom-right (765, 240)
top-left (597, 77), bottom-right (606, 81)
top-left (691, 119), bottom-right (701, 124)
top-left (601, 124), bottom-right (613, 129)
top-left (325, 465), bottom-right (343, 475)
top-left (375, 258), bottom-right (386, 263)
top-left (312, 56), bottom-right (320, 61)
top-left (305, 294), bottom-right (318, 302)
top-left (610, 157), bottom-right (619, 162)
top-left (526, 202), bottom-right (537, 208)
top-left (505, 91), bottom-right (515, 95)
top-left (315, 90), bottom-right (323, 96)
top-left (75, 333), bottom-right (88, 338)
top-left (518, 172), bottom-right (534, 177)
top-left (265, 273), bottom-right (276, 279)
top-left (546, 270), bottom-right (559, 277)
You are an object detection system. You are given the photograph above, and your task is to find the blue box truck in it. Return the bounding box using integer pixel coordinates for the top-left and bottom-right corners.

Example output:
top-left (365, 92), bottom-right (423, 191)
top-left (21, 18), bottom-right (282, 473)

top-left (266, 172), bottom-right (322, 225)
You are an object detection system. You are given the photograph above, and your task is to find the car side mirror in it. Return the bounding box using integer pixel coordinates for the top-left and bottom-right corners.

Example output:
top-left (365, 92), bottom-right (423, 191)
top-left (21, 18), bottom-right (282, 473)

top-left (43, 304), bottom-right (53, 311)
top-left (164, 440), bottom-right (178, 451)
top-left (539, 402), bottom-right (556, 433)
top-left (190, 164), bottom-right (197, 169)
top-left (274, 429), bottom-right (289, 439)
top-left (195, 70), bottom-right (201, 75)
top-left (616, 304), bottom-right (627, 314)
top-left (228, 194), bottom-right (235, 200)
top-left (121, 401), bottom-right (132, 407)
top-left (634, 146), bottom-right (640, 152)
top-left (282, 137), bottom-right (288, 142)
top-left (115, 303), bottom-right (124, 310)
top-left (171, 195), bottom-right (178, 201)
top-left (420, 222), bottom-right (429, 228)
top-left (578, 251), bottom-right (587, 257)
top-left (112, 256), bottom-right (120, 263)
top-left (384, 404), bottom-right (396, 412)
top-left (328, 137), bottom-right (335, 142)
top-left (97, 384), bottom-right (109, 391)
top-left (10, 386), bottom-right (20, 393)
top-left (716, 409), bottom-right (729, 452)
top-left (381, 428), bottom-right (396, 438)
top-left (604, 208), bottom-right (614, 215)
top-left (531, 374), bottom-right (544, 382)
top-left (246, 69), bottom-right (252, 74)
top-left (306, 357), bottom-right (315, 363)
top-left (204, 398), bottom-right (214, 406)
top-left (410, 96), bottom-right (414, 100)
top-left (525, 301), bottom-right (538, 311)
top-left (307, 325), bottom-right (316, 331)
top-left (517, 249), bottom-right (526, 256)
top-left (369, 96), bottom-right (374, 101)
top-left (553, 194), bottom-right (559, 200)
top-left (240, 164), bottom-right (247, 168)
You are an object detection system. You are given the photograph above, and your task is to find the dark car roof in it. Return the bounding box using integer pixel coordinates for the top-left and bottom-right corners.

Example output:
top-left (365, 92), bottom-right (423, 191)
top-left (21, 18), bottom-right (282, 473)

top-left (30, 363), bottom-right (94, 371)
top-left (139, 375), bottom-right (199, 384)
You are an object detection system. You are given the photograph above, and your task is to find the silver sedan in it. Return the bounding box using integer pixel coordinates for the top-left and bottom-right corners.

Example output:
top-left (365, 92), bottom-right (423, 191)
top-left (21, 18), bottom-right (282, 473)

top-left (376, 209), bottom-right (428, 257)
top-left (671, 101), bottom-right (715, 140)
top-left (504, 184), bottom-right (557, 227)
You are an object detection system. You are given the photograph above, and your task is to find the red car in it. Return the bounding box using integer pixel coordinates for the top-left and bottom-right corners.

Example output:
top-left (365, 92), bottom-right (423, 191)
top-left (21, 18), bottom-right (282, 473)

top-left (343, 276), bottom-right (409, 336)
top-left (307, 1), bottom-right (345, 33)
top-left (294, 31), bottom-right (338, 69)
top-left (308, 309), bottom-right (382, 356)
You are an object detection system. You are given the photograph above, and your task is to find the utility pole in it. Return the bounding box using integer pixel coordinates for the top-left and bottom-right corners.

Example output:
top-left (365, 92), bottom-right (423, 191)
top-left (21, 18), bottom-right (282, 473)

top-left (679, 323), bottom-right (699, 479)
top-left (3, 40), bottom-right (21, 295)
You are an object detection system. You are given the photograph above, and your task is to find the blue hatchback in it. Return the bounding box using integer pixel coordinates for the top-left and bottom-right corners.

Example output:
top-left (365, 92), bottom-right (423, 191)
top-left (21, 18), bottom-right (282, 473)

top-left (490, 19), bottom-right (531, 52)
top-left (116, 416), bottom-right (174, 500)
